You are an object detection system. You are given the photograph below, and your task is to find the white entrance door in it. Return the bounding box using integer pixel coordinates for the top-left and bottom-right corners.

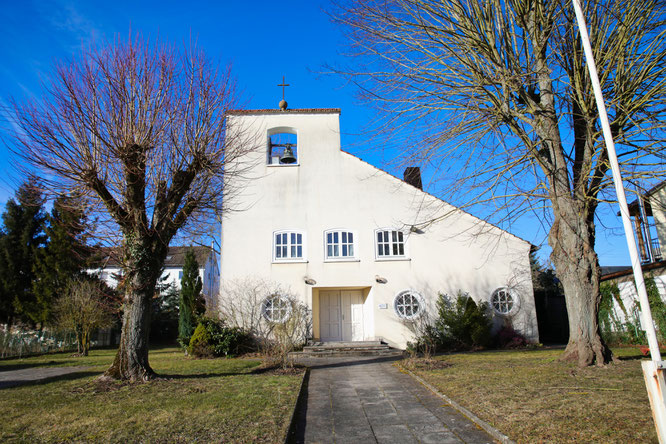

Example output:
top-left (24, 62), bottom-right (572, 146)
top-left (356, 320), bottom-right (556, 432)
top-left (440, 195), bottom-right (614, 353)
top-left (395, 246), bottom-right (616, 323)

top-left (320, 291), bottom-right (342, 341)
top-left (320, 290), bottom-right (364, 342)
top-left (341, 290), bottom-right (364, 342)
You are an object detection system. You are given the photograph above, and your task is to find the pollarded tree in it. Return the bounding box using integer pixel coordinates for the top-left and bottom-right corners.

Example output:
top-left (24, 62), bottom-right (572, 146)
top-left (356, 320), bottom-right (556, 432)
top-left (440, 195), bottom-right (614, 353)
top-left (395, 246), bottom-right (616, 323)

top-left (333, 0), bottom-right (666, 366)
top-left (8, 36), bottom-right (253, 380)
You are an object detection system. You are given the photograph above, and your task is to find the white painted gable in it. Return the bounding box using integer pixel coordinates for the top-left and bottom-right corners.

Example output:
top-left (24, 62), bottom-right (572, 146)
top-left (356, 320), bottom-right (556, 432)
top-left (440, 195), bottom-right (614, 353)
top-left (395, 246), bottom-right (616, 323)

top-left (221, 109), bottom-right (538, 348)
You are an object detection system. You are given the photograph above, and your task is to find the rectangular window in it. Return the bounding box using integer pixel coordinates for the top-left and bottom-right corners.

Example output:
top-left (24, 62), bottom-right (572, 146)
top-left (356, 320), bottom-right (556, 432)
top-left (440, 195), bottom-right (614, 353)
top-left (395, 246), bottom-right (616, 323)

top-left (274, 231), bottom-right (304, 261)
top-left (376, 230), bottom-right (405, 258)
top-left (325, 230), bottom-right (356, 260)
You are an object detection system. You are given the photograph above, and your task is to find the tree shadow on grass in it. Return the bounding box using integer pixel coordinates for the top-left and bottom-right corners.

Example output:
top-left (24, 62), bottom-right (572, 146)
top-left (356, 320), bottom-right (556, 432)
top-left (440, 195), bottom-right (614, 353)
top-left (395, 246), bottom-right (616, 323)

top-left (0, 370), bottom-right (100, 390)
top-left (616, 354), bottom-right (649, 361)
top-left (0, 360), bottom-right (78, 372)
top-left (157, 372), bottom-right (254, 380)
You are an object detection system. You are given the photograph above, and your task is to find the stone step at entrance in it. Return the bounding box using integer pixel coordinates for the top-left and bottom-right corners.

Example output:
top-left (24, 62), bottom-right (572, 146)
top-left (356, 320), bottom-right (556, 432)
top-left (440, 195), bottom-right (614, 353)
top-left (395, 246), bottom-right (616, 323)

top-left (290, 340), bottom-right (404, 358)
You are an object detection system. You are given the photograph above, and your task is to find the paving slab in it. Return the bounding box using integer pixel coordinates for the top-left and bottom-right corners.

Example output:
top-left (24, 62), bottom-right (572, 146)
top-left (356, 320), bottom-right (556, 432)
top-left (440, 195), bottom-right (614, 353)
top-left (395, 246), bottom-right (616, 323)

top-left (0, 366), bottom-right (92, 389)
top-left (290, 355), bottom-right (497, 443)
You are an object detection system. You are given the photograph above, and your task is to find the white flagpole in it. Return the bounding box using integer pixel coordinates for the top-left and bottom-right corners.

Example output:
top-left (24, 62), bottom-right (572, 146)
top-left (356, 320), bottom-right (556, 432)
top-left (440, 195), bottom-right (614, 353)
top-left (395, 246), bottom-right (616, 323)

top-left (571, 1), bottom-right (666, 440)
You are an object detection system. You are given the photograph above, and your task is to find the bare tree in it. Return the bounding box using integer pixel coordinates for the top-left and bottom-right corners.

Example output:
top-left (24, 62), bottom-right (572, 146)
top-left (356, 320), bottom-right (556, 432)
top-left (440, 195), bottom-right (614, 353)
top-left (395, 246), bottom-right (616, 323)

top-left (7, 36), bottom-right (253, 380)
top-left (332, 0), bottom-right (666, 366)
top-left (55, 278), bottom-right (115, 356)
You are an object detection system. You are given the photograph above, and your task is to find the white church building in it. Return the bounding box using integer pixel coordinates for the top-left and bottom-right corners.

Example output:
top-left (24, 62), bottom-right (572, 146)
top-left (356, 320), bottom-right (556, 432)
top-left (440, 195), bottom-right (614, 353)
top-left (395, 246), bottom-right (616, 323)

top-left (219, 106), bottom-right (538, 349)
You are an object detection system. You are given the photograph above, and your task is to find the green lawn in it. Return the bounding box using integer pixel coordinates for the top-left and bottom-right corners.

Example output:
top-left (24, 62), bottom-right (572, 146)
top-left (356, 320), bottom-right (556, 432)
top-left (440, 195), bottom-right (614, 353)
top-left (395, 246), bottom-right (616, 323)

top-left (0, 347), bottom-right (303, 443)
top-left (400, 347), bottom-right (657, 444)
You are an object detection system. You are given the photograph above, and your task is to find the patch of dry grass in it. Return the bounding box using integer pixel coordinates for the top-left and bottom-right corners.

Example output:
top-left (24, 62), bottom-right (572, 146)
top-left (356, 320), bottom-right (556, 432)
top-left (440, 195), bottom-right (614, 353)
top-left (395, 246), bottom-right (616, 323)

top-left (399, 347), bottom-right (656, 443)
top-left (0, 347), bottom-right (304, 443)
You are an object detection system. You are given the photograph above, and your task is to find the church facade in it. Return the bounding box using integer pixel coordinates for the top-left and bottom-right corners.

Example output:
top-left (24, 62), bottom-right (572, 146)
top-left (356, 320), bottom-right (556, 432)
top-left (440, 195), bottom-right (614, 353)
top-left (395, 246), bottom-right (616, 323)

top-left (219, 107), bottom-right (538, 349)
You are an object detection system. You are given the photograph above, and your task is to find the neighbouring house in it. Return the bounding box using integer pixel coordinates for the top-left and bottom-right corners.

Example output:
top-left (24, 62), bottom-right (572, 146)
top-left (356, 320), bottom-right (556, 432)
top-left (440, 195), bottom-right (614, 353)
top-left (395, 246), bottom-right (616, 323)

top-left (601, 181), bottom-right (666, 323)
top-left (601, 180), bottom-right (666, 328)
top-left (88, 246), bottom-right (220, 305)
top-left (219, 105), bottom-right (539, 349)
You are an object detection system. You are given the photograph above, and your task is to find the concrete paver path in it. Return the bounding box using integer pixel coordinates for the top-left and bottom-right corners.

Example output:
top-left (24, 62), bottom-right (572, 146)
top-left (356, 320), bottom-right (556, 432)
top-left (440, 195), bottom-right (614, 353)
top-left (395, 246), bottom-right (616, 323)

top-left (0, 366), bottom-right (91, 389)
top-left (291, 356), bottom-right (496, 443)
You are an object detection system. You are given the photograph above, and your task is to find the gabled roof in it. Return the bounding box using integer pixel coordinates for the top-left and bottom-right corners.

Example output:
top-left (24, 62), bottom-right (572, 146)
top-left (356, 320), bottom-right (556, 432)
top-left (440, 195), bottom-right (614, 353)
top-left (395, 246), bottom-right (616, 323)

top-left (600, 260), bottom-right (666, 281)
top-left (340, 150), bottom-right (533, 246)
top-left (226, 108), bottom-right (341, 116)
top-left (92, 246), bottom-right (214, 268)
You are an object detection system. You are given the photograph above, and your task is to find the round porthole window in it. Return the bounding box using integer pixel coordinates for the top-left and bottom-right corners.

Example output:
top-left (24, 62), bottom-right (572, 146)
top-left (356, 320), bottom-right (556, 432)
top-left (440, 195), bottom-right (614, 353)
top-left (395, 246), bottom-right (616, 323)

top-left (261, 294), bottom-right (292, 323)
top-left (394, 290), bottom-right (424, 320)
top-left (490, 287), bottom-right (519, 316)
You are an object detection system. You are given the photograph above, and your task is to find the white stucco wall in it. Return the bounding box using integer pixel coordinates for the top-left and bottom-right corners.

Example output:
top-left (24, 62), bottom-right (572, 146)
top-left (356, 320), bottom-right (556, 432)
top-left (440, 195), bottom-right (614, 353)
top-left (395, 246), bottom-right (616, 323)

top-left (607, 272), bottom-right (666, 329)
top-left (220, 110), bottom-right (538, 348)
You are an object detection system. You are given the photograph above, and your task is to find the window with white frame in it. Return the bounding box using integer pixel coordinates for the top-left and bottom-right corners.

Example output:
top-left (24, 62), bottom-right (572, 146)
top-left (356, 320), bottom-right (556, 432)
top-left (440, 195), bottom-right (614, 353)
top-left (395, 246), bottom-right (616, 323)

top-left (261, 294), bottom-right (292, 323)
top-left (376, 229), bottom-right (406, 258)
top-left (325, 230), bottom-right (356, 260)
top-left (273, 231), bottom-right (305, 261)
top-left (490, 287), bottom-right (520, 316)
top-left (394, 290), bottom-right (424, 320)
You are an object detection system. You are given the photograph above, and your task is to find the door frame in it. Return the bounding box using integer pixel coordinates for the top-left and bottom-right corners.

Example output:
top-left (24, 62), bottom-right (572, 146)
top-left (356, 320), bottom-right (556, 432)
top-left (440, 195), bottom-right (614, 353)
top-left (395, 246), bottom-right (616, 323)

top-left (315, 288), bottom-right (367, 342)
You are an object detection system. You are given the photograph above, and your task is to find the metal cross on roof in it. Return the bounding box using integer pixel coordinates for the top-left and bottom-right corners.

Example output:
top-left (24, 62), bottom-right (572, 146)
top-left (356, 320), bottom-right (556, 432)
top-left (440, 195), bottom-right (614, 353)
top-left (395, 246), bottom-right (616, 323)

top-left (278, 76), bottom-right (290, 100)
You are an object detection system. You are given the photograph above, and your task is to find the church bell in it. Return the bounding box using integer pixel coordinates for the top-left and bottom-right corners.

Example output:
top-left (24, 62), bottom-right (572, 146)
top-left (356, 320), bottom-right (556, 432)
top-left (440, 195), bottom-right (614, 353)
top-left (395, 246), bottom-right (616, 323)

top-left (280, 144), bottom-right (297, 164)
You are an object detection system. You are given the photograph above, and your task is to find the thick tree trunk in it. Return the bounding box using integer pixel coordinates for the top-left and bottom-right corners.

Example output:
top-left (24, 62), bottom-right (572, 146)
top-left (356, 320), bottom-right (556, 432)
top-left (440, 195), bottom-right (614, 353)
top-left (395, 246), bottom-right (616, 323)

top-left (103, 236), bottom-right (165, 381)
top-left (104, 285), bottom-right (155, 381)
top-left (549, 199), bottom-right (613, 367)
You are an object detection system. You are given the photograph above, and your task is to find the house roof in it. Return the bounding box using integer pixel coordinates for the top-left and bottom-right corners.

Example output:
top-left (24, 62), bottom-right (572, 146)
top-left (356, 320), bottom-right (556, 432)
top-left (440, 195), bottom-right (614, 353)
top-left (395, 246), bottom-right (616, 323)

top-left (600, 260), bottom-right (666, 281)
top-left (226, 108), bottom-right (341, 116)
top-left (93, 246), bottom-right (214, 268)
top-left (340, 150), bottom-right (534, 246)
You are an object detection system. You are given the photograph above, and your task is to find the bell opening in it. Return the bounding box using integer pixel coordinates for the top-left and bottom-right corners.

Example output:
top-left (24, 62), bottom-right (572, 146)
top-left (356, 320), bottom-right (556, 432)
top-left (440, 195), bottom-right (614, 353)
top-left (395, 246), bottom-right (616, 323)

top-left (268, 132), bottom-right (298, 165)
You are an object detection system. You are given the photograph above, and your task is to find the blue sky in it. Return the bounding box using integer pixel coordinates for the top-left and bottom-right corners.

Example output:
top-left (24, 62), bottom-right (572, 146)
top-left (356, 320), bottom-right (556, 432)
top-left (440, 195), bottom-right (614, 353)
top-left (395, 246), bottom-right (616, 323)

top-left (0, 0), bottom-right (636, 266)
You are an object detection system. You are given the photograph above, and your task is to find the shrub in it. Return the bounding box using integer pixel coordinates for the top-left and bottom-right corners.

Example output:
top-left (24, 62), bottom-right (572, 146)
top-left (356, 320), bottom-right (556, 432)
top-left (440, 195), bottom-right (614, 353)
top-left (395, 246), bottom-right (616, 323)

top-left (405, 319), bottom-right (441, 359)
top-left (496, 326), bottom-right (528, 348)
top-left (188, 323), bottom-right (214, 357)
top-left (435, 291), bottom-right (492, 350)
top-left (219, 278), bottom-right (312, 368)
top-left (187, 317), bottom-right (253, 358)
top-left (263, 300), bottom-right (311, 369)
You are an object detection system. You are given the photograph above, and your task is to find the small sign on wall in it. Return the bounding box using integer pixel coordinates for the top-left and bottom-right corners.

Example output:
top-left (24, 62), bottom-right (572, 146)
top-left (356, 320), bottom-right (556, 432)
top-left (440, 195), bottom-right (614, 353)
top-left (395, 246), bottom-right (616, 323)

top-left (378, 303), bottom-right (388, 309)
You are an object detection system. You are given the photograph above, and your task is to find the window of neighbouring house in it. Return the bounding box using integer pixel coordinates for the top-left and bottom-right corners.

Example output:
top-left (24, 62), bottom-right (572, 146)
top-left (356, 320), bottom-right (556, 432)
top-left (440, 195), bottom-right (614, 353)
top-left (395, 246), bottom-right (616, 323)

top-left (490, 287), bottom-right (520, 316)
top-left (394, 290), bottom-right (424, 320)
top-left (324, 229), bottom-right (357, 260)
top-left (267, 131), bottom-right (298, 165)
top-left (273, 231), bottom-right (305, 262)
top-left (179, 271), bottom-right (183, 281)
top-left (375, 229), bottom-right (406, 259)
top-left (261, 294), bottom-right (292, 323)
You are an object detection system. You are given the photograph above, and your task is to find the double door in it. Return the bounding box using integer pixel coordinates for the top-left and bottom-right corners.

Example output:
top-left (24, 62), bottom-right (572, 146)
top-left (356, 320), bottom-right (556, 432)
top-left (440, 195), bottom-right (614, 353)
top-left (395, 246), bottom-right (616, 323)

top-left (319, 290), bottom-right (364, 342)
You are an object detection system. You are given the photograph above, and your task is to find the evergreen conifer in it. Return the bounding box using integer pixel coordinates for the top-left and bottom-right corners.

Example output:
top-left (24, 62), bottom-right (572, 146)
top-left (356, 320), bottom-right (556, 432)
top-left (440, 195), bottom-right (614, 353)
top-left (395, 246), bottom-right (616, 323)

top-left (32, 195), bottom-right (92, 325)
top-left (0, 181), bottom-right (47, 327)
top-left (178, 248), bottom-right (203, 347)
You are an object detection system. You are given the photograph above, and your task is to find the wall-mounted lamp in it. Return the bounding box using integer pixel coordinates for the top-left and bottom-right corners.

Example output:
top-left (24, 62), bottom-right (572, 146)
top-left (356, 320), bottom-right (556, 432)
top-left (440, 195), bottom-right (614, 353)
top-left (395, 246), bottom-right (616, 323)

top-left (375, 275), bottom-right (387, 284)
top-left (304, 277), bottom-right (317, 286)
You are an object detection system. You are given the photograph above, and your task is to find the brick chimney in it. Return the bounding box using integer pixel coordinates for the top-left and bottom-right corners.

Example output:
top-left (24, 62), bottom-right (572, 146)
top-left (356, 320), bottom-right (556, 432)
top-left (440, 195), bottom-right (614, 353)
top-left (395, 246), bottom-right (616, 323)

top-left (403, 167), bottom-right (422, 190)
